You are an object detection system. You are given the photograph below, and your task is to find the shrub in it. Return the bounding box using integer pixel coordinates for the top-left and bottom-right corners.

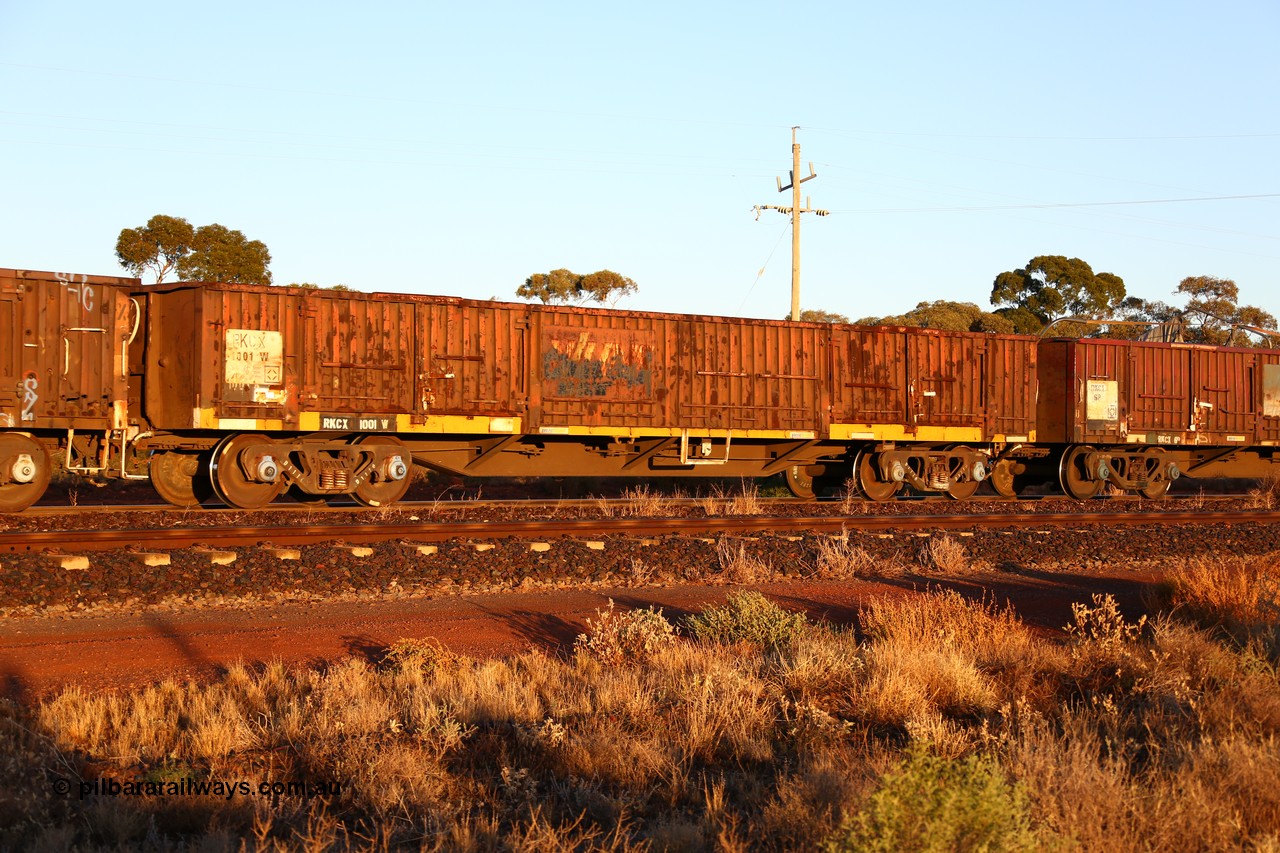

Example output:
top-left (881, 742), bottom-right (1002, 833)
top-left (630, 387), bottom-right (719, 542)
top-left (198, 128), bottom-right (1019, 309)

top-left (685, 590), bottom-right (809, 651)
top-left (918, 535), bottom-right (969, 573)
top-left (822, 746), bottom-right (1036, 853)
top-left (714, 537), bottom-right (772, 583)
top-left (382, 637), bottom-right (456, 674)
top-left (1246, 470), bottom-right (1280, 510)
top-left (814, 534), bottom-right (900, 579)
top-left (574, 600), bottom-right (678, 665)
top-left (1067, 593), bottom-right (1147, 657)
top-left (618, 485), bottom-right (673, 517)
top-left (1163, 553), bottom-right (1280, 633)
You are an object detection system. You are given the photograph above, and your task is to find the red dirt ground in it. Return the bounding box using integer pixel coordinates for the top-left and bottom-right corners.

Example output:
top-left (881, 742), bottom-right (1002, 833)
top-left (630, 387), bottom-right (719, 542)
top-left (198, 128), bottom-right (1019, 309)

top-left (0, 566), bottom-right (1158, 701)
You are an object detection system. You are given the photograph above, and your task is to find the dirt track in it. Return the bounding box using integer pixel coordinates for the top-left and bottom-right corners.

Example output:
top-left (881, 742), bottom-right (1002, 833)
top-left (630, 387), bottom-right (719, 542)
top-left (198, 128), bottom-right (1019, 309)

top-left (0, 565), bottom-right (1160, 700)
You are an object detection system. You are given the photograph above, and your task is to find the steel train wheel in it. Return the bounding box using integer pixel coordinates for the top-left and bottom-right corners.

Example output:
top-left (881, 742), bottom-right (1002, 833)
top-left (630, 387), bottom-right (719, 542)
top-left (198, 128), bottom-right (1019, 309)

top-left (854, 447), bottom-right (900, 502)
top-left (989, 459), bottom-right (1020, 499)
top-left (944, 445), bottom-right (981, 500)
top-left (1059, 445), bottom-right (1103, 501)
top-left (0, 434), bottom-right (51, 512)
top-left (352, 436), bottom-right (412, 507)
top-left (149, 451), bottom-right (212, 508)
top-left (209, 434), bottom-right (284, 509)
top-left (1139, 448), bottom-right (1172, 500)
top-left (785, 464), bottom-right (816, 500)
top-left (1140, 479), bottom-right (1172, 500)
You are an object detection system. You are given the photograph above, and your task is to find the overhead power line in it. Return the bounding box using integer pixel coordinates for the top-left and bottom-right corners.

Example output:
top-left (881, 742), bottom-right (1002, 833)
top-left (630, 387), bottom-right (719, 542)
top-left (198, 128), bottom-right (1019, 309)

top-left (831, 192), bottom-right (1280, 214)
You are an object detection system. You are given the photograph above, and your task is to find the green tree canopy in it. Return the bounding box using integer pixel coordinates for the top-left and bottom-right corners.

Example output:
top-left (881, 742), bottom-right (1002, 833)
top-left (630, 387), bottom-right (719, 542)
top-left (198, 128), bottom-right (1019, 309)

top-left (857, 300), bottom-right (1015, 334)
top-left (117, 215), bottom-right (272, 285)
top-left (177, 224), bottom-right (272, 285)
top-left (517, 268), bottom-right (637, 306)
top-left (115, 214), bottom-right (195, 283)
top-left (794, 308), bottom-right (850, 324)
top-left (288, 282), bottom-right (354, 291)
top-left (991, 255), bottom-right (1125, 329)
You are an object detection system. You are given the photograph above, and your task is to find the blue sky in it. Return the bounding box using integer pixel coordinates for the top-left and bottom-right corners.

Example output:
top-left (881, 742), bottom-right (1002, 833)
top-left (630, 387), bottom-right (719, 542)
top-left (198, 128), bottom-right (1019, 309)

top-left (2, 1), bottom-right (1277, 322)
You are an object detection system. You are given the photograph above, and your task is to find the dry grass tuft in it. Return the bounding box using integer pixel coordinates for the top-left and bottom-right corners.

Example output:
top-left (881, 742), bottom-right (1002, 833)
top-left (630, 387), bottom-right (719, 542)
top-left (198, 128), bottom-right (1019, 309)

top-left (837, 478), bottom-right (868, 514)
top-left (618, 485), bottom-right (673, 517)
top-left (813, 533), bottom-right (903, 578)
top-left (1247, 469), bottom-right (1280, 509)
top-left (855, 590), bottom-right (1050, 725)
top-left (918, 534), bottom-right (971, 573)
top-left (714, 536), bottom-right (773, 583)
top-left (700, 479), bottom-right (765, 516)
top-left (1162, 552), bottom-right (1280, 633)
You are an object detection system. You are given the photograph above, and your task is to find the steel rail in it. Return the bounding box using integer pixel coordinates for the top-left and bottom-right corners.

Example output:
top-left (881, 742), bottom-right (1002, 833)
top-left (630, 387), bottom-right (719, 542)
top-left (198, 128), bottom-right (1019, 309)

top-left (2, 510), bottom-right (1278, 554)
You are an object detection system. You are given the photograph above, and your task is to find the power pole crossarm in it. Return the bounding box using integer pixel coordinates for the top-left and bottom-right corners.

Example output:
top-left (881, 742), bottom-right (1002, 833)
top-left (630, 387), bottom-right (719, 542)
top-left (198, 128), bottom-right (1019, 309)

top-left (755, 128), bottom-right (827, 321)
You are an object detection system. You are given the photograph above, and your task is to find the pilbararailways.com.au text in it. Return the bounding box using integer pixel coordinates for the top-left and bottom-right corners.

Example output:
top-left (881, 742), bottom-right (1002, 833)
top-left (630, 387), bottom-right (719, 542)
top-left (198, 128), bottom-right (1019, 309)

top-left (51, 777), bottom-right (342, 801)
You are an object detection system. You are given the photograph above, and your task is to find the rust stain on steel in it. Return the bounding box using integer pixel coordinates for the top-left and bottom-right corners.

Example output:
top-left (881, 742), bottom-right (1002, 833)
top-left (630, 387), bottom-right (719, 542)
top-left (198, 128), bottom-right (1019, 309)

top-left (1041, 337), bottom-right (1273, 446)
top-left (541, 326), bottom-right (655, 399)
top-left (831, 326), bottom-right (1035, 438)
top-left (0, 268), bottom-right (136, 431)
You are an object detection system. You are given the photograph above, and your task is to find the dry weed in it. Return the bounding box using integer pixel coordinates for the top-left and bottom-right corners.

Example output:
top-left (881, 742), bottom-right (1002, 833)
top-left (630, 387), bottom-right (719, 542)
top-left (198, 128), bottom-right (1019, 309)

top-left (1066, 593), bottom-right (1147, 666)
top-left (724, 479), bottom-right (763, 515)
top-left (860, 589), bottom-right (1042, 670)
top-left (575, 600), bottom-right (679, 665)
top-left (854, 590), bottom-right (1052, 725)
top-left (837, 478), bottom-right (867, 514)
top-left (1163, 552), bottom-right (1280, 633)
top-left (700, 480), bottom-right (764, 516)
top-left (11, 571), bottom-right (1280, 852)
top-left (775, 627), bottom-right (864, 699)
top-left (714, 536), bottom-right (772, 583)
top-left (1247, 469), bottom-right (1280, 509)
top-left (858, 642), bottom-right (999, 723)
top-left (813, 533), bottom-right (901, 578)
top-left (918, 534), bottom-right (971, 573)
top-left (618, 485), bottom-right (672, 517)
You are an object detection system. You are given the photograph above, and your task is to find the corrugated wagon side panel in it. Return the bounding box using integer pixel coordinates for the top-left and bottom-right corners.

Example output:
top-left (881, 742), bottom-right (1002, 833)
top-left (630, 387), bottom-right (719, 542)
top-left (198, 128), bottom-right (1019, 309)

top-left (306, 294), bottom-right (415, 414)
top-left (905, 330), bottom-right (985, 429)
top-left (985, 336), bottom-right (1037, 439)
top-left (207, 286), bottom-right (298, 424)
top-left (0, 269), bottom-right (134, 431)
top-left (1260, 352), bottom-right (1280, 443)
top-left (678, 317), bottom-right (822, 431)
top-left (1075, 340), bottom-right (1128, 443)
top-left (832, 327), bottom-right (908, 426)
top-left (534, 306), bottom-right (667, 428)
top-left (416, 300), bottom-right (523, 419)
top-left (1035, 339), bottom-right (1072, 444)
top-left (1124, 343), bottom-right (1192, 436)
top-left (1192, 347), bottom-right (1254, 439)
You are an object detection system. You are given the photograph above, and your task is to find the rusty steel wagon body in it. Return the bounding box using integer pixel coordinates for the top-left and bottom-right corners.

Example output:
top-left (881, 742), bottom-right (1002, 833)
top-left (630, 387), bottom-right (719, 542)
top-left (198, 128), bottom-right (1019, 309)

top-left (0, 268), bottom-right (141, 510)
top-left (10, 268), bottom-right (1277, 511)
top-left (125, 281), bottom-right (1039, 507)
top-left (1031, 337), bottom-right (1280, 499)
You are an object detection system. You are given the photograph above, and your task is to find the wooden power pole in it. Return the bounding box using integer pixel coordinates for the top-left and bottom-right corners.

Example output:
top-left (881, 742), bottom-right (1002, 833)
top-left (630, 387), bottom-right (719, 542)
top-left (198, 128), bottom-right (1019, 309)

top-left (754, 127), bottom-right (828, 321)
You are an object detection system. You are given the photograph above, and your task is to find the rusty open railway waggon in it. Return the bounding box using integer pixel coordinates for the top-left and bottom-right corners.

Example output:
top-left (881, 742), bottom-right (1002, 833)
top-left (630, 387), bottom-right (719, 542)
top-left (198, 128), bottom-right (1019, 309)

top-left (2, 267), bottom-right (1279, 510)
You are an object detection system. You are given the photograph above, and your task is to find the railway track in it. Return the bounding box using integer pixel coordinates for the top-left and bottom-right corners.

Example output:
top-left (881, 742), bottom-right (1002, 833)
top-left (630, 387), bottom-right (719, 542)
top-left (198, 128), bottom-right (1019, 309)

top-left (4, 508), bottom-right (1278, 554)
